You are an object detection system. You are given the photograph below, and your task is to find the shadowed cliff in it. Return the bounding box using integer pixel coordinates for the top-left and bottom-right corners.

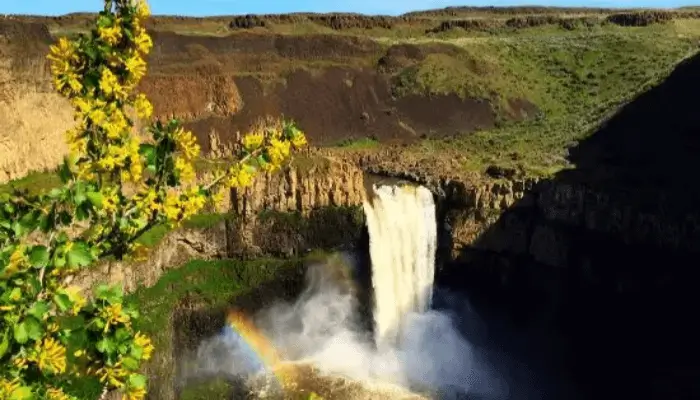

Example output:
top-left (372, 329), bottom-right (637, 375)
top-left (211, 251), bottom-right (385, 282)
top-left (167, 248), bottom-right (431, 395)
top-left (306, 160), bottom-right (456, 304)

top-left (440, 51), bottom-right (700, 399)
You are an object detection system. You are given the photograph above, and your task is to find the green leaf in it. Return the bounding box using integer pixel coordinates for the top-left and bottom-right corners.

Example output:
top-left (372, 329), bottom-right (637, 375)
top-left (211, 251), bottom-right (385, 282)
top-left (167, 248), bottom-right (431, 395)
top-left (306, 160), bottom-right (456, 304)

top-left (28, 245), bottom-right (49, 268)
top-left (90, 317), bottom-right (106, 331)
top-left (19, 210), bottom-right (40, 231)
top-left (53, 293), bottom-right (73, 312)
top-left (115, 327), bottom-right (131, 342)
top-left (8, 287), bottom-right (22, 302)
top-left (9, 386), bottom-right (34, 400)
top-left (58, 315), bottom-right (86, 331)
top-left (121, 356), bottom-right (140, 370)
top-left (94, 284), bottom-right (123, 304)
top-left (54, 254), bottom-right (66, 268)
top-left (13, 321), bottom-right (28, 344)
top-left (39, 206), bottom-right (56, 233)
top-left (58, 158), bottom-right (73, 183)
top-left (63, 328), bottom-right (88, 350)
top-left (86, 191), bottom-right (103, 209)
top-left (140, 143), bottom-right (157, 173)
top-left (96, 337), bottom-right (116, 354)
top-left (75, 204), bottom-right (89, 221)
top-left (129, 344), bottom-right (143, 360)
top-left (127, 373), bottom-right (147, 389)
top-left (23, 316), bottom-right (43, 340)
top-left (26, 275), bottom-right (41, 297)
top-left (67, 241), bottom-right (93, 269)
top-left (49, 188), bottom-right (63, 199)
top-left (27, 301), bottom-right (50, 320)
top-left (0, 329), bottom-right (9, 359)
top-left (74, 191), bottom-right (86, 205)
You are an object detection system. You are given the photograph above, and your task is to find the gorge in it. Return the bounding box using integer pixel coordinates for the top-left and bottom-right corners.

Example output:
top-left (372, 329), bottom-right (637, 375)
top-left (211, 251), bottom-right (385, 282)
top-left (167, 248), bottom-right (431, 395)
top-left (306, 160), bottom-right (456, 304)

top-left (2, 6), bottom-right (700, 400)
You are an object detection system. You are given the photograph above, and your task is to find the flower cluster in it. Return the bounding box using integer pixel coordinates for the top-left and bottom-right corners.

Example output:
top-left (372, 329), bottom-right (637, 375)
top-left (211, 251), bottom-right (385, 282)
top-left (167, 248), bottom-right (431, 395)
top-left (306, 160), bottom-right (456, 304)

top-left (0, 0), bottom-right (305, 399)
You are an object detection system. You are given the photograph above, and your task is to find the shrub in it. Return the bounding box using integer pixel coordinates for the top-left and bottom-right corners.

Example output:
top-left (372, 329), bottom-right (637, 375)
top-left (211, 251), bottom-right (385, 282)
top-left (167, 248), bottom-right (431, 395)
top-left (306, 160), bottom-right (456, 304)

top-left (0, 1), bottom-right (306, 399)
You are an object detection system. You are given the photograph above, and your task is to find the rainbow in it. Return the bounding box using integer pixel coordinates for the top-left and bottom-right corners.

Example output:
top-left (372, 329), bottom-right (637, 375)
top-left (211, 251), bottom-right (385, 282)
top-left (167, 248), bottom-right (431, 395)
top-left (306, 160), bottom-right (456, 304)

top-left (223, 309), bottom-right (297, 391)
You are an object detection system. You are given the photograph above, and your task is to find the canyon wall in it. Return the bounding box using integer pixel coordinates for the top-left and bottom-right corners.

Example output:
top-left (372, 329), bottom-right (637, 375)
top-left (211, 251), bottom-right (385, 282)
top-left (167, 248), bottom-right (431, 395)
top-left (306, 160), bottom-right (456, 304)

top-left (70, 155), bottom-right (367, 294)
top-left (0, 21), bottom-right (73, 182)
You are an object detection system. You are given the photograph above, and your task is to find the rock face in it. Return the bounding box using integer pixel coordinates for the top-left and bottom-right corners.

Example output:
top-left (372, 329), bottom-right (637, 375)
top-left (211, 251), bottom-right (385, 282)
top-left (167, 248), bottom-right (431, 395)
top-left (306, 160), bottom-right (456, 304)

top-left (0, 20), bottom-right (73, 182)
top-left (71, 155), bottom-right (367, 294)
top-left (227, 155), bottom-right (367, 258)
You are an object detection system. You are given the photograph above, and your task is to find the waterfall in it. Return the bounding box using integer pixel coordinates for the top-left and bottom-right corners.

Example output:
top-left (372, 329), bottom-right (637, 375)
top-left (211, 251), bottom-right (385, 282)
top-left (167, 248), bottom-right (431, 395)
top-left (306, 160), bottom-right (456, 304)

top-left (362, 183), bottom-right (437, 350)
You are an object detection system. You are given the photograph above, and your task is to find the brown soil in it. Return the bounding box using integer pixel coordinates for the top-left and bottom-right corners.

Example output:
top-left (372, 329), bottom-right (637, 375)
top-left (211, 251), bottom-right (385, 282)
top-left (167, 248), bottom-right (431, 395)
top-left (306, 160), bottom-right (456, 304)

top-left (185, 67), bottom-right (497, 149)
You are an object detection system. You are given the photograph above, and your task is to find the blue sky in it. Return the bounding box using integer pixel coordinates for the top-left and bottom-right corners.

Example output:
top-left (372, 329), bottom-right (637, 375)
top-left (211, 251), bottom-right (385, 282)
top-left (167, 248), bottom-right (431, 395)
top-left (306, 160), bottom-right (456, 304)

top-left (2, 0), bottom-right (696, 17)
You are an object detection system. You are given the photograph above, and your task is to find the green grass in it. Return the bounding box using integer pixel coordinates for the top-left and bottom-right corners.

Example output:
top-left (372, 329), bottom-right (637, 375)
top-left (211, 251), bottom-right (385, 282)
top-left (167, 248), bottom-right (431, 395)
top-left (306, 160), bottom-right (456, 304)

top-left (60, 257), bottom-right (306, 399)
top-left (133, 257), bottom-right (305, 398)
top-left (398, 21), bottom-right (700, 176)
top-left (0, 170), bottom-right (61, 195)
top-left (333, 137), bottom-right (380, 150)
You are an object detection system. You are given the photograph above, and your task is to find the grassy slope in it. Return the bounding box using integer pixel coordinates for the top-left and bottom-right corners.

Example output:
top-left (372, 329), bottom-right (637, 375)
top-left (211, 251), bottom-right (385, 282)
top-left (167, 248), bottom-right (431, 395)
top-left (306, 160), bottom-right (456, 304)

top-left (61, 257), bottom-right (306, 399)
top-left (408, 21), bottom-right (700, 176)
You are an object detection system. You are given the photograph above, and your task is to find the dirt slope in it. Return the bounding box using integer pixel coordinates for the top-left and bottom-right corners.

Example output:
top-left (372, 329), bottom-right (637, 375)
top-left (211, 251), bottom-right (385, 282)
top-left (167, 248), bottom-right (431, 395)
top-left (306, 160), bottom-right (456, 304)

top-left (0, 17), bottom-right (537, 181)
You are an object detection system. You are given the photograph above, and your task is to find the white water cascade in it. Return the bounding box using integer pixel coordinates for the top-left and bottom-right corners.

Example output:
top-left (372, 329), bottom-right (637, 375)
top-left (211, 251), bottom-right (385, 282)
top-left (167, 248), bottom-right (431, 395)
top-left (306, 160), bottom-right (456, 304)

top-left (362, 183), bottom-right (438, 350)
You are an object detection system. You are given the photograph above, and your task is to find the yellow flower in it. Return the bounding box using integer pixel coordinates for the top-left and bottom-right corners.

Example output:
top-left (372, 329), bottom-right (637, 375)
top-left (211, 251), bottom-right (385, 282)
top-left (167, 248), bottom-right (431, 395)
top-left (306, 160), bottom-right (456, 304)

top-left (124, 53), bottom-right (147, 82)
top-left (133, 93), bottom-right (153, 119)
top-left (32, 337), bottom-right (67, 374)
top-left (211, 188), bottom-right (226, 208)
top-left (48, 37), bottom-right (76, 63)
top-left (0, 378), bottom-right (22, 397)
top-left (102, 191), bottom-right (120, 214)
top-left (135, 187), bottom-right (161, 214)
top-left (47, 36), bottom-right (83, 96)
top-left (96, 365), bottom-right (128, 388)
top-left (101, 303), bottom-right (131, 331)
top-left (225, 165), bottom-right (255, 188)
top-left (103, 108), bottom-right (129, 139)
top-left (134, 27), bottom-right (153, 55)
top-left (180, 187), bottom-right (206, 220)
top-left (266, 138), bottom-right (291, 169)
top-left (163, 192), bottom-right (181, 222)
top-left (77, 162), bottom-right (96, 180)
top-left (291, 131), bottom-right (308, 148)
top-left (134, 0), bottom-right (151, 19)
top-left (175, 157), bottom-right (196, 183)
top-left (63, 286), bottom-right (87, 315)
top-left (100, 68), bottom-right (126, 99)
top-left (134, 332), bottom-right (154, 361)
top-left (172, 128), bottom-right (200, 160)
top-left (7, 244), bottom-right (28, 272)
top-left (89, 108), bottom-right (108, 127)
top-left (13, 356), bottom-right (29, 370)
top-left (47, 386), bottom-right (71, 400)
top-left (123, 386), bottom-right (147, 400)
top-left (129, 243), bottom-right (150, 261)
top-left (237, 165), bottom-right (255, 187)
top-left (242, 132), bottom-right (264, 152)
top-left (98, 22), bottom-right (123, 46)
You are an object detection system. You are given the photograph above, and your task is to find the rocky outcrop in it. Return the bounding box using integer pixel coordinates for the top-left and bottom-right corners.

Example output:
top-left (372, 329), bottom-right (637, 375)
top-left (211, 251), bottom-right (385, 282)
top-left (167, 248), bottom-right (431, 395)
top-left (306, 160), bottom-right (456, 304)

top-left (0, 20), bottom-right (73, 183)
top-left (69, 224), bottom-right (229, 294)
top-left (69, 154), bottom-right (368, 294)
top-left (228, 155), bottom-right (366, 258)
top-left (443, 178), bottom-right (700, 267)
